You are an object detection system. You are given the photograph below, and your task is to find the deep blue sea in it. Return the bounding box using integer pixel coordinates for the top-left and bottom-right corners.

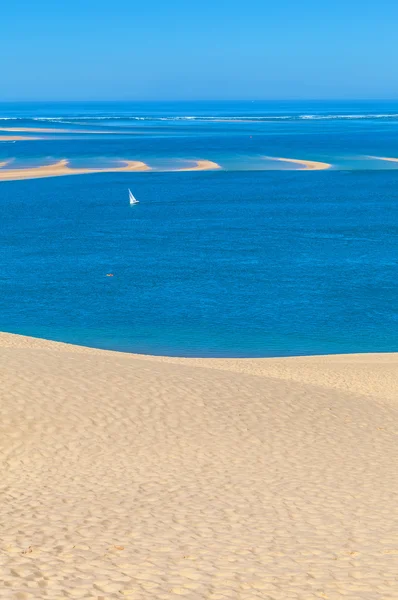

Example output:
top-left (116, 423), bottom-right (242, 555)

top-left (1, 101), bottom-right (397, 356)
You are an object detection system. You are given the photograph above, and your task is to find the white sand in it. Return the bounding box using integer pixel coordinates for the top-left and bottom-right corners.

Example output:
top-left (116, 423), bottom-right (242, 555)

top-left (1, 331), bottom-right (397, 599)
top-left (266, 157), bottom-right (332, 170)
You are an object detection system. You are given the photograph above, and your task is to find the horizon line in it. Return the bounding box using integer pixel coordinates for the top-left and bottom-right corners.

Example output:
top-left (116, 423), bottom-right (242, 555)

top-left (1, 98), bottom-right (398, 104)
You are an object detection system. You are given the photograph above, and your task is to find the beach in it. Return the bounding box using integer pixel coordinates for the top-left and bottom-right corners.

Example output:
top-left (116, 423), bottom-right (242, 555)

top-left (1, 331), bottom-right (397, 599)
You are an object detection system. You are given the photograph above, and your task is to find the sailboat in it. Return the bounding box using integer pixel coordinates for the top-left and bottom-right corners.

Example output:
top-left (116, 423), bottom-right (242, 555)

top-left (128, 189), bottom-right (139, 206)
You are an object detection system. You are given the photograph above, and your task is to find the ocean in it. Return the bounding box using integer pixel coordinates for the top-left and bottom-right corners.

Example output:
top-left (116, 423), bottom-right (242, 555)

top-left (0, 100), bottom-right (397, 356)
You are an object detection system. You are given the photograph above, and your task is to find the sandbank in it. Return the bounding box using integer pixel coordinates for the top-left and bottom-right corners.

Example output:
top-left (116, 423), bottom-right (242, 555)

top-left (0, 135), bottom-right (42, 141)
top-left (0, 127), bottom-right (93, 133)
top-left (370, 155), bottom-right (398, 164)
top-left (0, 158), bottom-right (150, 182)
top-left (0, 127), bottom-right (144, 136)
top-left (0, 158), bottom-right (221, 181)
top-left (175, 159), bottom-right (221, 171)
top-left (1, 330), bottom-right (397, 598)
top-left (266, 156), bottom-right (332, 170)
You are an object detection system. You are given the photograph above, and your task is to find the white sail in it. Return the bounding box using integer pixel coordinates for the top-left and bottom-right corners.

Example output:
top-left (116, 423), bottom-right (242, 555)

top-left (128, 189), bottom-right (139, 205)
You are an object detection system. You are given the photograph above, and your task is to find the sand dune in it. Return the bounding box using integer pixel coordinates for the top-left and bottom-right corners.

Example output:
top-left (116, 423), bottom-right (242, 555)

top-left (0, 159), bottom-right (150, 181)
top-left (266, 156), bottom-right (332, 170)
top-left (1, 331), bottom-right (397, 598)
top-left (175, 159), bottom-right (221, 171)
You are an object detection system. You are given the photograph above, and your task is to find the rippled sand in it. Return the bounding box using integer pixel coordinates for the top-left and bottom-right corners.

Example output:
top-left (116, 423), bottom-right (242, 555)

top-left (1, 331), bottom-right (397, 599)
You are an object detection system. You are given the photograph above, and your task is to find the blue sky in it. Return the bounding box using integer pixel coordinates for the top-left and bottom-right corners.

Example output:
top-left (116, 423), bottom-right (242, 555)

top-left (2, 0), bottom-right (398, 100)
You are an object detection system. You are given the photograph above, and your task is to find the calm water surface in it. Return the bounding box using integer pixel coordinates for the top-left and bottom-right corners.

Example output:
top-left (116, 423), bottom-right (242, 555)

top-left (0, 101), bottom-right (397, 356)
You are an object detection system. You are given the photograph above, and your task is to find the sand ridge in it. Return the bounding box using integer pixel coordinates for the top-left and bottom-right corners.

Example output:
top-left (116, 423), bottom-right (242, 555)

top-left (265, 156), bottom-right (332, 170)
top-left (1, 331), bottom-right (398, 599)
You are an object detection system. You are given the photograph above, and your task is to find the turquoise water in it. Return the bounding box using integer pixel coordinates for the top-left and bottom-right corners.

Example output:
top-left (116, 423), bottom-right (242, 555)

top-left (0, 101), bottom-right (397, 356)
